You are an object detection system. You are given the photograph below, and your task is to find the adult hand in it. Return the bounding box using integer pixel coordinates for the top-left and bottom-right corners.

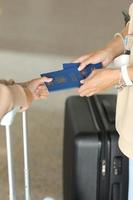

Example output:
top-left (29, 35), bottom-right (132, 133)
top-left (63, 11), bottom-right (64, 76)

top-left (74, 48), bottom-right (114, 71)
top-left (78, 68), bottom-right (120, 97)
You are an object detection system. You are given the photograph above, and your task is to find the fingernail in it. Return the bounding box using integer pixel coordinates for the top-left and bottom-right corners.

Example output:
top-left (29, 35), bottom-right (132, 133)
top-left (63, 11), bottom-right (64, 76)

top-left (47, 78), bottom-right (53, 82)
top-left (80, 80), bottom-right (84, 84)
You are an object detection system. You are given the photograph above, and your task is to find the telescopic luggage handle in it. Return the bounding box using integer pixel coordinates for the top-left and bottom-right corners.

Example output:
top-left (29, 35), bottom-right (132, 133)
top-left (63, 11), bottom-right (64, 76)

top-left (0, 107), bottom-right (19, 126)
top-left (0, 109), bottom-right (55, 200)
top-left (0, 108), bottom-right (31, 200)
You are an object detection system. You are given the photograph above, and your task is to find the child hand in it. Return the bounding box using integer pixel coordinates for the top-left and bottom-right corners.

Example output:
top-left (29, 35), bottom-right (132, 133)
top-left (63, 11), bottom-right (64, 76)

top-left (25, 77), bottom-right (52, 100)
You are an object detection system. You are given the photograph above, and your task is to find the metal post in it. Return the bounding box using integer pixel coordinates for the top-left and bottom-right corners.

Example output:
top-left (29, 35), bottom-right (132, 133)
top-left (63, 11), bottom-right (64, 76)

top-left (5, 125), bottom-right (17, 200)
top-left (22, 111), bottom-right (31, 200)
top-left (0, 108), bottom-right (19, 200)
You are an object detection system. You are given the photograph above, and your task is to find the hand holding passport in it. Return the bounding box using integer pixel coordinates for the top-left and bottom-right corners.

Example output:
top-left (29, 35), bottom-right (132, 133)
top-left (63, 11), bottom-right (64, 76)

top-left (41, 62), bottom-right (102, 92)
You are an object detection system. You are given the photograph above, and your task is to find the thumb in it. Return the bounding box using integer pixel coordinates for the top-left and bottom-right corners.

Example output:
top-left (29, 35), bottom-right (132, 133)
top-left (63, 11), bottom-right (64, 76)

top-left (29, 77), bottom-right (52, 88)
top-left (78, 60), bottom-right (91, 71)
top-left (40, 76), bottom-right (53, 83)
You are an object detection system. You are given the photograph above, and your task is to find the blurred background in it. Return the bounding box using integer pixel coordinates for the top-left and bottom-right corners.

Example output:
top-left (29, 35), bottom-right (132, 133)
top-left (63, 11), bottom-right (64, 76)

top-left (0, 0), bottom-right (130, 199)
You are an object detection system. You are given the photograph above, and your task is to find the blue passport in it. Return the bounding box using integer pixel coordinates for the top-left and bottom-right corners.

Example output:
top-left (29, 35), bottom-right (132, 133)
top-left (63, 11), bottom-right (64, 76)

top-left (63, 63), bottom-right (79, 70)
top-left (41, 62), bottom-right (102, 92)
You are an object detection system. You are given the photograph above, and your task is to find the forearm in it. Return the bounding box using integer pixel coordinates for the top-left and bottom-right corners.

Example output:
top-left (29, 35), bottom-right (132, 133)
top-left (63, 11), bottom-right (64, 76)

top-left (105, 25), bottom-right (129, 60)
top-left (0, 84), bottom-right (32, 118)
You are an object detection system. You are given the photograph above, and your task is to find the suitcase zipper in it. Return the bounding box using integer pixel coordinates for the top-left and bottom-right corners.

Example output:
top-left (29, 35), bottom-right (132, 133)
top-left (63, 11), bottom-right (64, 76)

top-left (101, 159), bottom-right (106, 176)
top-left (87, 96), bottom-right (110, 200)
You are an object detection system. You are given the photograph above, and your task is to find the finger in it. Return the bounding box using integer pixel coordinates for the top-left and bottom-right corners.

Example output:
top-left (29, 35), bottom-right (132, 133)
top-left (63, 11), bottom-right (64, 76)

top-left (36, 86), bottom-right (49, 96)
top-left (40, 77), bottom-right (53, 83)
top-left (78, 56), bottom-right (100, 71)
top-left (33, 77), bottom-right (53, 85)
top-left (36, 89), bottom-right (49, 96)
top-left (73, 54), bottom-right (91, 63)
top-left (34, 92), bottom-right (49, 100)
top-left (39, 92), bottom-right (49, 98)
top-left (37, 84), bottom-right (48, 90)
top-left (86, 92), bottom-right (96, 97)
top-left (79, 88), bottom-right (96, 97)
top-left (78, 77), bottom-right (96, 94)
top-left (80, 79), bottom-right (85, 84)
top-left (78, 58), bottom-right (94, 71)
top-left (78, 84), bottom-right (90, 94)
top-left (78, 77), bottom-right (91, 93)
top-left (39, 95), bottom-right (49, 99)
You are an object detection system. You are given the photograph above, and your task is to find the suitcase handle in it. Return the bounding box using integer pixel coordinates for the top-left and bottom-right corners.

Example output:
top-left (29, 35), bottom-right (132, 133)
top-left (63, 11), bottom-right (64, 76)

top-left (0, 109), bottom-right (32, 200)
top-left (0, 108), bottom-right (19, 200)
top-left (0, 107), bottom-right (19, 126)
top-left (0, 109), bottom-right (55, 200)
top-left (102, 100), bottom-right (115, 123)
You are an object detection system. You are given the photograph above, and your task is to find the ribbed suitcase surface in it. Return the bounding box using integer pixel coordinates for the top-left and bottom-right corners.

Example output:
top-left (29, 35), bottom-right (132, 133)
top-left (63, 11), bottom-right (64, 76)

top-left (63, 95), bottom-right (128, 200)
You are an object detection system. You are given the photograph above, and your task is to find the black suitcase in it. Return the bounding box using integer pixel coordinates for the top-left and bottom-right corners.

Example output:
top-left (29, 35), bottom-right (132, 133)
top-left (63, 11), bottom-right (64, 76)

top-left (63, 95), bottom-right (129, 200)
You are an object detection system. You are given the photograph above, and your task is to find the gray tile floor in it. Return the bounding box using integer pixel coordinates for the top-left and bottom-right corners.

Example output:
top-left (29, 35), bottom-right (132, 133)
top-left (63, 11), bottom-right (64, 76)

top-left (0, 0), bottom-right (129, 199)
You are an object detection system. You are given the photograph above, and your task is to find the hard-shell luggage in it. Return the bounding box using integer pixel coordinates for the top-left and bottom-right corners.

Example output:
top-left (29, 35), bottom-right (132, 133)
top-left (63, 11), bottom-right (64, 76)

top-left (63, 95), bottom-right (129, 200)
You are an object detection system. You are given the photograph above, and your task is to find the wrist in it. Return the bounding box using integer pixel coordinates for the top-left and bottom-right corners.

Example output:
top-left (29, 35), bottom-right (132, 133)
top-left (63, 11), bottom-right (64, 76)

top-left (105, 32), bottom-right (126, 60)
top-left (115, 66), bottom-right (133, 90)
top-left (113, 69), bottom-right (121, 84)
top-left (106, 44), bottom-right (123, 60)
top-left (9, 84), bottom-right (33, 111)
top-left (23, 87), bottom-right (33, 107)
top-left (114, 68), bottom-right (126, 90)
